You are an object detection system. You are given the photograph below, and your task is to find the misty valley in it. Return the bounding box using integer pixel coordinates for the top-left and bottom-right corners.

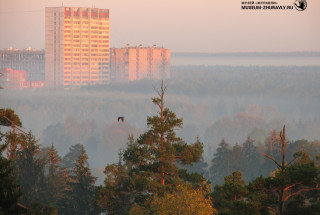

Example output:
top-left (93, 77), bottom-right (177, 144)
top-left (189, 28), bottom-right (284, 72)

top-left (1, 65), bottom-right (320, 214)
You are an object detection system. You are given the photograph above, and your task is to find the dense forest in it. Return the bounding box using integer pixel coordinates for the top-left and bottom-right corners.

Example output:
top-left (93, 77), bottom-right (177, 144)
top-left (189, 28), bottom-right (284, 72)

top-left (1, 79), bottom-right (320, 214)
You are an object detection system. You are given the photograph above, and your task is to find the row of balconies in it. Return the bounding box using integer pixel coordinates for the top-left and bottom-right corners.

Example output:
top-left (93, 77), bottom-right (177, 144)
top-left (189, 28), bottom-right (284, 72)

top-left (64, 75), bottom-right (99, 79)
top-left (64, 39), bottom-right (109, 43)
top-left (63, 58), bottom-right (109, 62)
top-left (64, 30), bottom-right (109, 34)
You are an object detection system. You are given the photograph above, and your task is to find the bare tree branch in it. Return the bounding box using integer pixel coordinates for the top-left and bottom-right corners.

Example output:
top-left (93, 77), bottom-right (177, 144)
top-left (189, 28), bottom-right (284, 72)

top-left (163, 85), bottom-right (167, 93)
top-left (152, 83), bottom-right (162, 99)
top-left (287, 157), bottom-right (297, 166)
top-left (264, 153), bottom-right (281, 169)
top-left (284, 185), bottom-right (320, 201)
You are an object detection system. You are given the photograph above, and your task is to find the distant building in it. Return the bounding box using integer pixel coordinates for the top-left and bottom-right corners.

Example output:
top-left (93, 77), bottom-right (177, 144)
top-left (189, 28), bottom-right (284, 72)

top-left (0, 68), bottom-right (44, 89)
top-left (45, 7), bottom-right (110, 88)
top-left (0, 47), bottom-right (45, 82)
top-left (110, 45), bottom-right (170, 82)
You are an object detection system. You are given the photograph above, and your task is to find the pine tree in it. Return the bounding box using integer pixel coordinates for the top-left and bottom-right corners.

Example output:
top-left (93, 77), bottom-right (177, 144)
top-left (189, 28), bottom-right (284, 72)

top-left (67, 145), bottom-right (97, 215)
top-left (14, 131), bottom-right (46, 206)
top-left (42, 144), bottom-right (69, 209)
top-left (96, 146), bottom-right (132, 215)
top-left (178, 154), bottom-right (209, 186)
top-left (211, 171), bottom-right (258, 215)
top-left (106, 81), bottom-right (204, 208)
top-left (0, 143), bottom-right (22, 214)
top-left (60, 143), bottom-right (88, 174)
top-left (229, 143), bottom-right (246, 175)
top-left (242, 136), bottom-right (261, 182)
top-left (4, 129), bottom-right (26, 162)
top-left (1, 109), bottom-right (27, 180)
top-left (210, 139), bottom-right (231, 186)
top-left (1, 109), bottom-right (34, 213)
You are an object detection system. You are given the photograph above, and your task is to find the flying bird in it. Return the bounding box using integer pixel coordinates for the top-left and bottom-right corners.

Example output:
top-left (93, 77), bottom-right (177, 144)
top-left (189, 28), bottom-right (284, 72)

top-left (118, 116), bottom-right (124, 122)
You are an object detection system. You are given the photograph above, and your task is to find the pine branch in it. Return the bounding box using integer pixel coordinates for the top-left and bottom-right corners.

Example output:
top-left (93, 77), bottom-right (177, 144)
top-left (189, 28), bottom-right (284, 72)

top-left (0, 113), bottom-right (26, 134)
top-left (283, 182), bottom-right (302, 192)
top-left (267, 206), bottom-right (279, 214)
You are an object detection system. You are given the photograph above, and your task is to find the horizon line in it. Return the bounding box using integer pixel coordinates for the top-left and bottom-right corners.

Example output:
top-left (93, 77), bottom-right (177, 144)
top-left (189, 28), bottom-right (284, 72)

top-left (171, 51), bottom-right (320, 55)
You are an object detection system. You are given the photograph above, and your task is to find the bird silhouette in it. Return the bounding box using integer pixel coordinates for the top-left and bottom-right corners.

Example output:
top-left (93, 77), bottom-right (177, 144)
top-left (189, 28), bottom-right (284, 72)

top-left (118, 116), bottom-right (124, 122)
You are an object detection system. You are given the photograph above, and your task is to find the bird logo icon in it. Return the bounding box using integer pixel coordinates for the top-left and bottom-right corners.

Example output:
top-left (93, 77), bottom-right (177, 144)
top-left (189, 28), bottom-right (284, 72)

top-left (294, 0), bottom-right (307, 11)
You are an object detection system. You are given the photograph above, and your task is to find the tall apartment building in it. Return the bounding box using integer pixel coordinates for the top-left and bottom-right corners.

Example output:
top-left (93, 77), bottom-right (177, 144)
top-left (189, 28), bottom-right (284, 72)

top-left (45, 7), bottom-right (110, 88)
top-left (0, 47), bottom-right (45, 81)
top-left (110, 45), bottom-right (170, 82)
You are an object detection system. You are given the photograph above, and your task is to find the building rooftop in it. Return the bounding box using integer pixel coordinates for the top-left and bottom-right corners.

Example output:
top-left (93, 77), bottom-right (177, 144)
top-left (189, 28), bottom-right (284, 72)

top-left (0, 47), bottom-right (44, 52)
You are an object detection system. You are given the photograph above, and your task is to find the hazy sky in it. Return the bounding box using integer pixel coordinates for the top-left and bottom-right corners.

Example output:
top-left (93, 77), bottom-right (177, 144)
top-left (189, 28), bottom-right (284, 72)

top-left (0, 0), bottom-right (319, 52)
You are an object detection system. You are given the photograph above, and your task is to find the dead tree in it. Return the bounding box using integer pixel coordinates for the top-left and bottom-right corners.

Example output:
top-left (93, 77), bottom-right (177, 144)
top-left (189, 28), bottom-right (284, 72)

top-left (264, 125), bottom-right (320, 215)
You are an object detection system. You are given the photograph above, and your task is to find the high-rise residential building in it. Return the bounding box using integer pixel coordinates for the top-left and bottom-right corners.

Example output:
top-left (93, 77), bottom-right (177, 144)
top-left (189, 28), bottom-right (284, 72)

top-left (45, 7), bottom-right (110, 88)
top-left (0, 47), bottom-right (45, 81)
top-left (110, 45), bottom-right (170, 82)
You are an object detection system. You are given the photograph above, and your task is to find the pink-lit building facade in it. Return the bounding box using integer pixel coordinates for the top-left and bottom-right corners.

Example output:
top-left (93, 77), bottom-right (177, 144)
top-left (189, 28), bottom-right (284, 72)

top-left (110, 46), bottom-right (170, 82)
top-left (0, 68), bottom-right (44, 89)
top-left (45, 7), bottom-right (110, 88)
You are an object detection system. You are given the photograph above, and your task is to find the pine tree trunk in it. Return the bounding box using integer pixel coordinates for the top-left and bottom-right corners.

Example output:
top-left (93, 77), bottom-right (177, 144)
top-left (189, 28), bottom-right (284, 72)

top-left (160, 80), bottom-right (165, 185)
